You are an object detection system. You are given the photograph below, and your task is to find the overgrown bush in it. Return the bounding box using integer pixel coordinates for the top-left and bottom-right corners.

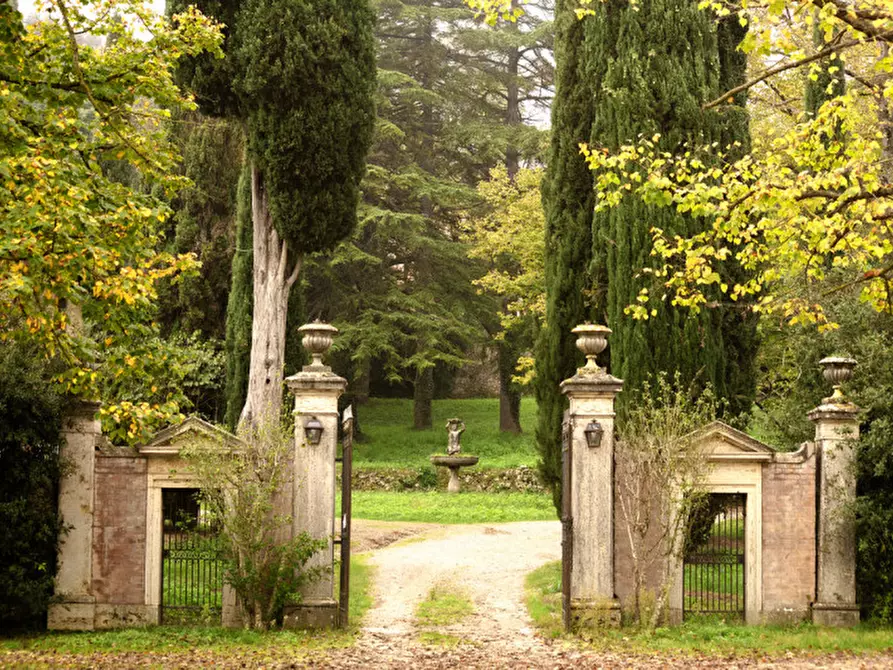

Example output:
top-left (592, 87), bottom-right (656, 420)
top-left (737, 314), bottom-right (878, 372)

top-left (0, 342), bottom-right (65, 630)
top-left (615, 373), bottom-right (718, 630)
top-left (182, 417), bottom-right (325, 629)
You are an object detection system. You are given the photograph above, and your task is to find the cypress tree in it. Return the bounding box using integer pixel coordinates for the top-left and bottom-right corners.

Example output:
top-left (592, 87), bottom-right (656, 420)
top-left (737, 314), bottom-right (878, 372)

top-left (584, 0), bottom-right (757, 421)
top-left (804, 19), bottom-right (846, 120)
top-left (174, 0), bottom-right (376, 427)
top-left (535, 0), bottom-right (597, 508)
top-left (224, 165), bottom-right (253, 431)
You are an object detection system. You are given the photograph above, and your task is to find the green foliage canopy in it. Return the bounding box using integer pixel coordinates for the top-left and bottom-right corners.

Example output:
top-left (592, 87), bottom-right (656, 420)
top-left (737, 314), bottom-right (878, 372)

top-left (174, 0), bottom-right (377, 256)
top-left (0, 0), bottom-right (223, 441)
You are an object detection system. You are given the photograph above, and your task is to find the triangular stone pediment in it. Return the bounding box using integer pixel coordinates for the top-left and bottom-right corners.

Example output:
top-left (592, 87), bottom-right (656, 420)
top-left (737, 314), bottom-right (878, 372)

top-left (138, 416), bottom-right (246, 456)
top-left (690, 420), bottom-right (776, 462)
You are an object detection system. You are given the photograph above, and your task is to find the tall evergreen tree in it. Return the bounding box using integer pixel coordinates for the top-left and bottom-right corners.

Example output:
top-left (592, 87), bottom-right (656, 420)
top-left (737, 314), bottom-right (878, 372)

top-left (224, 166), bottom-right (253, 430)
top-left (173, 0), bottom-right (376, 427)
top-left (536, 0), bottom-right (756, 507)
top-left (582, 0), bottom-right (756, 420)
top-left (159, 114), bottom-right (244, 343)
top-left (304, 0), bottom-right (552, 429)
top-left (804, 19), bottom-right (846, 120)
top-left (304, 0), bottom-right (491, 429)
top-left (449, 0), bottom-right (554, 432)
top-left (534, 0), bottom-right (596, 507)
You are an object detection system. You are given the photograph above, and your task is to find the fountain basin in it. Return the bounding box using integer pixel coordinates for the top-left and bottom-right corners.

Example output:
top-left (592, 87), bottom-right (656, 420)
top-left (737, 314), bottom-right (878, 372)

top-left (430, 455), bottom-right (480, 493)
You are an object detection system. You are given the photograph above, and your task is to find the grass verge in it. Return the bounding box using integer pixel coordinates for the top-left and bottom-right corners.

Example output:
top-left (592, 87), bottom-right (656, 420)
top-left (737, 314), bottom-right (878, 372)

top-left (525, 561), bottom-right (893, 655)
top-left (354, 397), bottom-right (538, 469)
top-left (415, 584), bottom-right (475, 627)
top-left (1, 556), bottom-right (374, 654)
top-left (524, 560), bottom-right (564, 638)
top-left (348, 490), bottom-right (557, 524)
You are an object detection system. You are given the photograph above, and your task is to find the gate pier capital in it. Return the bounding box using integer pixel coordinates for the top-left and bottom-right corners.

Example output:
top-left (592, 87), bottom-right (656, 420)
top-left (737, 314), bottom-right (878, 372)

top-left (560, 325), bottom-right (623, 628)
top-left (283, 322), bottom-right (347, 629)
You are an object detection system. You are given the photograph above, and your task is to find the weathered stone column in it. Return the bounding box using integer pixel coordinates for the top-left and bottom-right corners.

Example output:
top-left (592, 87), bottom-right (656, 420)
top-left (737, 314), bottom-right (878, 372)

top-left (809, 357), bottom-right (860, 627)
top-left (283, 322), bottom-right (346, 628)
top-left (48, 400), bottom-right (101, 630)
top-left (560, 324), bottom-right (623, 627)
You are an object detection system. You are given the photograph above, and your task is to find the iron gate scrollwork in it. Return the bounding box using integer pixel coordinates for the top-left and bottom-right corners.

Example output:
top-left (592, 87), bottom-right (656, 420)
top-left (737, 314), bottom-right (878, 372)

top-left (683, 492), bottom-right (746, 620)
top-left (161, 488), bottom-right (224, 625)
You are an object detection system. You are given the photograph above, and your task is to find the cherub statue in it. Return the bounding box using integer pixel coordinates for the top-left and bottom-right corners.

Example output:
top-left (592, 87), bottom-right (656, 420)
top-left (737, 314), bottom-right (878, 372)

top-left (445, 418), bottom-right (466, 455)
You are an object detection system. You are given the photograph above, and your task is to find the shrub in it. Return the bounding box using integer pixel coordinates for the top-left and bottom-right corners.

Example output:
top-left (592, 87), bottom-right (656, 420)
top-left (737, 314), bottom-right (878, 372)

top-left (0, 342), bottom-right (65, 630)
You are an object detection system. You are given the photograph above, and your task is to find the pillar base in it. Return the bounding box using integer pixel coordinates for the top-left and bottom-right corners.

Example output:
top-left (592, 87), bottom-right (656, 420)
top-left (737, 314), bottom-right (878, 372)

top-left (283, 599), bottom-right (338, 629)
top-left (447, 466), bottom-right (461, 493)
top-left (811, 601), bottom-right (860, 627)
top-left (47, 598), bottom-right (96, 631)
top-left (571, 597), bottom-right (621, 629)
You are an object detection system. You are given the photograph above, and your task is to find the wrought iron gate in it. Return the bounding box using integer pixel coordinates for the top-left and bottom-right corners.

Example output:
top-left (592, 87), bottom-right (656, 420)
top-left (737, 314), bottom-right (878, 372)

top-left (683, 492), bottom-right (746, 620)
top-left (160, 488), bottom-right (224, 625)
top-left (560, 410), bottom-right (573, 631)
top-left (335, 406), bottom-right (354, 628)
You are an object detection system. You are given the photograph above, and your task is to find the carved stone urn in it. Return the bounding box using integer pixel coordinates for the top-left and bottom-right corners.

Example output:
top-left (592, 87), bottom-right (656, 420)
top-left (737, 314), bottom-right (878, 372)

top-left (572, 323), bottom-right (612, 372)
top-left (819, 356), bottom-right (857, 401)
top-left (298, 321), bottom-right (338, 369)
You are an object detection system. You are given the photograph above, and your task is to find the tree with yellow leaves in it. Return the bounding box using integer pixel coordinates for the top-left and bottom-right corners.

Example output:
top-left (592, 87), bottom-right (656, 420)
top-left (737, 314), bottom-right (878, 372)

top-left (0, 0), bottom-right (222, 442)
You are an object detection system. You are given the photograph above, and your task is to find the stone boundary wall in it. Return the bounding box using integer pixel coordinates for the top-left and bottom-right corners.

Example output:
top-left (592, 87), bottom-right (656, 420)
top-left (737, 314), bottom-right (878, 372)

top-left (760, 442), bottom-right (817, 624)
top-left (342, 465), bottom-right (545, 493)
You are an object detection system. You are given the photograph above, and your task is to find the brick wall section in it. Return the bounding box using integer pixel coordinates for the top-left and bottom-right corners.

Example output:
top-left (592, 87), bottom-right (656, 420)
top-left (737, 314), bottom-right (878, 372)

top-left (93, 455), bottom-right (148, 604)
top-left (761, 446), bottom-right (816, 623)
top-left (614, 464), bottom-right (668, 621)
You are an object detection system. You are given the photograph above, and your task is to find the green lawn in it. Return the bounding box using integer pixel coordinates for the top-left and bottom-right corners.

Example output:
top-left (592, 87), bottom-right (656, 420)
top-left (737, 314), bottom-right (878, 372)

top-left (344, 490), bottom-right (556, 524)
top-left (525, 560), bottom-right (893, 654)
top-left (1, 556), bottom-right (374, 654)
top-left (353, 397), bottom-right (538, 469)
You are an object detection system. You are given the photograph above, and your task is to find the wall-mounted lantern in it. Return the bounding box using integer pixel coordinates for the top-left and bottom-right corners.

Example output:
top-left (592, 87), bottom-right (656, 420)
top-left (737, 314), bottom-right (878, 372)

top-left (584, 420), bottom-right (604, 448)
top-left (304, 416), bottom-right (324, 445)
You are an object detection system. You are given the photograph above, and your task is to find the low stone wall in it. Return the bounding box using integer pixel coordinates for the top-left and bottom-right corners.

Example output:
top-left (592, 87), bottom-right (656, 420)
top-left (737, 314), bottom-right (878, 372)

top-left (343, 465), bottom-right (545, 493)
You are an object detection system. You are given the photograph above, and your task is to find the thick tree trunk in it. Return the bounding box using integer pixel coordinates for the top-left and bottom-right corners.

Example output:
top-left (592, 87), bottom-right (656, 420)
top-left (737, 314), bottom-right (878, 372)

top-left (239, 163), bottom-right (301, 430)
top-left (351, 358), bottom-right (371, 405)
top-left (499, 1), bottom-right (523, 433)
top-left (505, 1), bottom-right (521, 181)
top-left (497, 339), bottom-right (522, 433)
top-left (413, 366), bottom-right (434, 430)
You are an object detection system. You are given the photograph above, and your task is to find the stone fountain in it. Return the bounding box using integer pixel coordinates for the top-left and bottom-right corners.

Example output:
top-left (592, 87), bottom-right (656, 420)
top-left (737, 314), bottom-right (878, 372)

top-left (430, 418), bottom-right (479, 493)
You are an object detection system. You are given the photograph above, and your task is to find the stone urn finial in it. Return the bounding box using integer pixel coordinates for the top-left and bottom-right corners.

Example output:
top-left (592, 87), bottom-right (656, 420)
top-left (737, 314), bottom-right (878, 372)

top-left (819, 356), bottom-right (857, 401)
top-left (572, 323), bottom-right (611, 372)
top-left (298, 321), bottom-right (338, 369)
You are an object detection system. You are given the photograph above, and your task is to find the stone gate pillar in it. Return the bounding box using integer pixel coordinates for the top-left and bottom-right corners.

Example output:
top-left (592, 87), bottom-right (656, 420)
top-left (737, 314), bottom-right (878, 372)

top-left (560, 324), bottom-right (623, 627)
top-left (809, 356), bottom-right (860, 627)
top-left (283, 322), bottom-right (346, 628)
top-left (48, 400), bottom-right (101, 630)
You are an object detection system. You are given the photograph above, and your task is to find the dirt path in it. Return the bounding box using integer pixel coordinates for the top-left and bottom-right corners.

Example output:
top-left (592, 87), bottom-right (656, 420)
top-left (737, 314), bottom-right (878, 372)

top-left (4, 520), bottom-right (892, 668)
top-left (336, 519), bottom-right (893, 669)
top-left (359, 519), bottom-right (561, 646)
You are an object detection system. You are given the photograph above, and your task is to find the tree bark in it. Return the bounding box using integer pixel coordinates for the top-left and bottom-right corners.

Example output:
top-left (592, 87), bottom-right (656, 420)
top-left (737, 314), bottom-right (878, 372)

top-left (413, 366), bottom-right (434, 430)
top-left (497, 339), bottom-right (522, 433)
top-left (505, 0), bottom-right (521, 181)
top-left (239, 162), bottom-right (301, 430)
top-left (351, 358), bottom-right (371, 405)
top-left (498, 0), bottom-right (523, 433)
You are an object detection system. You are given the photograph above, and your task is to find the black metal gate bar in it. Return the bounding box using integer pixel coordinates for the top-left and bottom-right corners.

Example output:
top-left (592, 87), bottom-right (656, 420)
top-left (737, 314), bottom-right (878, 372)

top-left (560, 410), bottom-right (573, 632)
top-left (683, 492), bottom-right (746, 620)
top-left (338, 406), bottom-right (354, 628)
top-left (160, 488), bottom-right (223, 625)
